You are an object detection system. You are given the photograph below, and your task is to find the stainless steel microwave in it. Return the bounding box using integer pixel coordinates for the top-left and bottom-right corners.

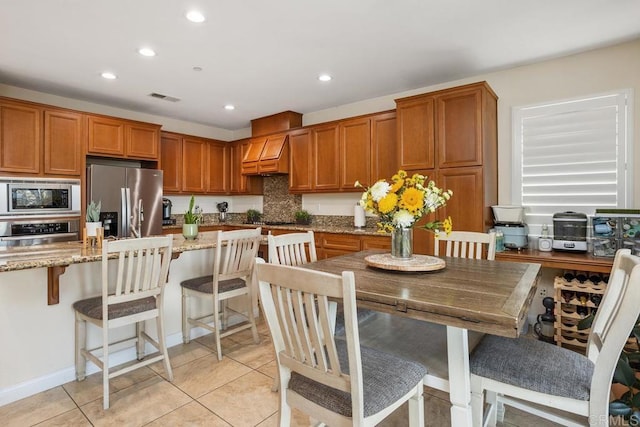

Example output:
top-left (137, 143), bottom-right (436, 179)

top-left (0, 177), bottom-right (81, 217)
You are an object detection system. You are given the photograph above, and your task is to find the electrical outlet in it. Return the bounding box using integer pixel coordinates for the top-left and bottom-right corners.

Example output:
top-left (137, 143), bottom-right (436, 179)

top-left (539, 288), bottom-right (547, 297)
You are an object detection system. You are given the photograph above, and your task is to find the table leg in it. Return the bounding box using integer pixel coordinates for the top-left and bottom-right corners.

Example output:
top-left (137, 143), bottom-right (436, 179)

top-left (446, 326), bottom-right (473, 427)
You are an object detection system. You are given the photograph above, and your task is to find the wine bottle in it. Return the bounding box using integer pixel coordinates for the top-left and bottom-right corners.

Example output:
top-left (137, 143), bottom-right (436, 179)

top-left (589, 273), bottom-right (602, 284)
top-left (576, 272), bottom-right (588, 283)
top-left (563, 271), bottom-right (575, 282)
top-left (576, 306), bottom-right (589, 317)
top-left (590, 294), bottom-right (602, 306)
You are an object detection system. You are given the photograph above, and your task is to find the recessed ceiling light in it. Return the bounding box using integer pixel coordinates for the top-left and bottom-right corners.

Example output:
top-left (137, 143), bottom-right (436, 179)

top-left (186, 10), bottom-right (205, 23)
top-left (318, 74), bottom-right (332, 82)
top-left (138, 47), bottom-right (156, 57)
top-left (101, 72), bottom-right (117, 80)
top-left (193, 66), bottom-right (203, 72)
top-left (224, 104), bottom-right (235, 111)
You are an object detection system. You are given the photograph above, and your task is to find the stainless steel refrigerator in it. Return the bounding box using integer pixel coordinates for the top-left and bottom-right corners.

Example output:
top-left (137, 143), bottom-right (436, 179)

top-left (87, 164), bottom-right (163, 238)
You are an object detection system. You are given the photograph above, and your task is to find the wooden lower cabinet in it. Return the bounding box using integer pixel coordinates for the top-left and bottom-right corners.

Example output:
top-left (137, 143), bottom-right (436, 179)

top-left (361, 234), bottom-right (392, 251)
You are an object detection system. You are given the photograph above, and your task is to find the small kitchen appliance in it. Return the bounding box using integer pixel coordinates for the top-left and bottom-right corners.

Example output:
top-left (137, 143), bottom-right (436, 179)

top-left (162, 198), bottom-right (175, 226)
top-left (217, 202), bottom-right (228, 222)
top-left (552, 211), bottom-right (588, 252)
top-left (492, 205), bottom-right (529, 249)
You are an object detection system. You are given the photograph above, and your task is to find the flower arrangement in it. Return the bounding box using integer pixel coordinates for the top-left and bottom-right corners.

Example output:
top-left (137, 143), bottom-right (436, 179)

top-left (356, 170), bottom-right (453, 233)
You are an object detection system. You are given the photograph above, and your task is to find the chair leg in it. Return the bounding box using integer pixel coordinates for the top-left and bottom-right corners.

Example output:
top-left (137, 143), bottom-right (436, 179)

top-left (408, 383), bottom-right (425, 427)
top-left (247, 294), bottom-right (260, 344)
top-left (156, 312), bottom-right (173, 381)
top-left (136, 321), bottom-right (145, 360)
top-left (74, 313), bottom-right (86, 381)
top-left (182, 288), bottom-right (190, 344)
top-left (471, 387), bottom-right (484, 427)
top-left (214, 296), bottom-right (223, 360)
top-left (487, 390), bottom-right (499, 427)
top-left (102, 327), bottom-right (110, 410)
top-left (221, 300), bottom-right (228, 330)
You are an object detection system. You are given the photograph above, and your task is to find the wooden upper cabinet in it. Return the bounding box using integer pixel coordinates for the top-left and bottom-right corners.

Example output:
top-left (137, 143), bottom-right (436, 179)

top-left (87, 115), bottom-right (125, 157)
top-left (436, 85), bottom-right (484, 168)
top-left (288, 129), bottom-right (313, 192)
top-left (206, 140), bottom-right (229, 194)
top-left (0, 100), bottom-right (42, 174)
top-left (312, 123), bottom-right (340, 191)
top-left (126, 122), bottom-right (160, 160)
top-left (160, 132), bottom-right (182, 193)
top-left (396, 95), bottom-right (435, 171)
top-left (339, 117), bottom-right (370, 190)
top-left (230, 139), bottom-right (262, 195)
top-left (44, 109), bottom-right (84, 176)
top-left (181, 136), bottom-right (207, 193)
top-left (87, 114), bottom-right (160, 160)
top-left (241, 137), bottom-right (266, 175)
top-left (370, 111), bottom-right (397, 182)
top-left (437, 166), bottom-right (485, 232)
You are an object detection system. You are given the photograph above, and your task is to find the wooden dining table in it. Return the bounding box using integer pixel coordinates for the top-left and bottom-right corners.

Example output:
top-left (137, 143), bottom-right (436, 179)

top-left (300, 249), bottom-right (541, 427)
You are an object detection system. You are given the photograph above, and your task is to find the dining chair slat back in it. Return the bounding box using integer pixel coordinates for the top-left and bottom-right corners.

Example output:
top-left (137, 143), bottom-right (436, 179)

top-left (434, 231), bottom-right (496, 260)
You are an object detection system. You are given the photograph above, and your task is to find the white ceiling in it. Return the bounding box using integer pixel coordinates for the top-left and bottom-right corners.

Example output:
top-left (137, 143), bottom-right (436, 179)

top-left (1, 0), bottom-right (639, 131)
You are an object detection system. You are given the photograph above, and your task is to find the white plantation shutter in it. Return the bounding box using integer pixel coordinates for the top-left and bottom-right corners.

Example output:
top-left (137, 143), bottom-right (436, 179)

top-left (512, 90), bottom-right (633, 236)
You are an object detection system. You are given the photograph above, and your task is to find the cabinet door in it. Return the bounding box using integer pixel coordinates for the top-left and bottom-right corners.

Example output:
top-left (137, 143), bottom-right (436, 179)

top-left (230, 139), bottom-right (262, 195)
top-left (0, 100), bottom-right (42, 174)
top-left (87, 115), bottom-right (125, 157)
top-left (160, 132), bottom-right (182, 193)
top-left (289, 129), bottom-right (313, 192)
top-left (339, 117), bottom-right (370, 190)
top-left (437, 167), bottom-right (484, 232)
top-left (312, 124), bottom-right (340, 191)
top-left (320, 233), bottom-right (361, 259)
top-left (371, 111), bottom-right (397, 181)
top-left (44, 109), bottom-right (83, 176)
top-left (361, 235), bottom-right (391, 250)
top-left (396, 96), bottom-right (435, 171)
top-left (436, 87), bottom-right (483, 168)
top-left (182, 137), bottom-right (207, 193)
top-left (206, 140), bottom-right (229, 193)
top-left (241, 137), bottom-right (266, 175)
top-left (126, 122), bottom-right (160, 160)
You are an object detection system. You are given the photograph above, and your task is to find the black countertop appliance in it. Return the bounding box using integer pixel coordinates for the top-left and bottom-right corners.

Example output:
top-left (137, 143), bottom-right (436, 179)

top-left (162, 198), bottom-right (172, 220)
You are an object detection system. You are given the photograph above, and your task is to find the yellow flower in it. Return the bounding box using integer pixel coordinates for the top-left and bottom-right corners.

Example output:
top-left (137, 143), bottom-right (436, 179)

top-left (399, 187), bottom-right (424, 215)
top-left (378, 192), bottom-right (398, 214)
top-left (390, 177), bottom-right (404, 193)
top-left (443, 216), bottom-right (453, 234)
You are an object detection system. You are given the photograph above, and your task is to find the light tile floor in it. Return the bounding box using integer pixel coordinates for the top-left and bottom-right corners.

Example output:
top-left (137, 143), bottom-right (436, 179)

top-left (0, 320), bottom-right (563, 427)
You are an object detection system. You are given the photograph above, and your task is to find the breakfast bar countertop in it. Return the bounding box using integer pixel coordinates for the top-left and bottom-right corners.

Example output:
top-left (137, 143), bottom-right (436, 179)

top-left (0, 233), bottom-right (221, 273)
top-left (161, 221), bottom-right (385, 237)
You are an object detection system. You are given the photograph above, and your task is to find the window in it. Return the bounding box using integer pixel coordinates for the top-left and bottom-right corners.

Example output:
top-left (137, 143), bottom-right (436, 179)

top-left (512, 89), bottom-right (633, 236)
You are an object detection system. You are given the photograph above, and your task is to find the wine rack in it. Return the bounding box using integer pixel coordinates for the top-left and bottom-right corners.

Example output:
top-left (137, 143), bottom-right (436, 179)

top-left (553, 271), bottom-right (607, 353)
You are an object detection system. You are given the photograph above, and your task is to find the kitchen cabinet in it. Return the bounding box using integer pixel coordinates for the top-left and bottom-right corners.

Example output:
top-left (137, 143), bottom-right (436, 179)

top-left (206, 140), bottom-right (229, 193)
top-left (229, 139), bottom-right (263, 195)
top-left (0, 99), bottom-right (42, 174)
top-left (312, 123), bottom-right (340, 191)
top-left (396, 81), bottom-right (497, 254)
top-left (160, 132), bottom-right (182, 193)
top-left (181, 136), bottom-right (208, 193)
top-left (0, 98), bottom-right (84, 177)
top-left (315, 232), bottom-right (362, 260)
top-left (161, 131), bottom-right (231, 195)
top-left (289, 111), bottom-right (397, 193)
top-left (44, 109), bottom-right (84, 176)
top-left (361, 234), bottom-right (392, 251)
top-left (370, 111), bottom-right (397, 182)
top-left (87, 114), bottom-right (160, 160)
top-left (241, 134), bottom-right (289, 175)
top-left (339, 117), bottom-right (370, 190)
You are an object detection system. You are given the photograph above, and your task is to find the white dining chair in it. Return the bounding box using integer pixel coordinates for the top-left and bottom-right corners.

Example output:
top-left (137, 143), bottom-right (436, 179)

top-left (181, 228), bottom-right (262, 360)
top-left (434, 230), bottom-right (497, 260)
top-left (255, 260), bottom-right (427, 426)
top-left (267, 230), bottom-right (317, 265)
top-left (469, 249), bottom-right (638, 427)
top-left (73, 235), bottom-right (174, 409)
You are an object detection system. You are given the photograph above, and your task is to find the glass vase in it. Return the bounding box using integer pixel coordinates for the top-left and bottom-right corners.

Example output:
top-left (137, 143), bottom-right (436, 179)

top-left (391, 227), bottom-right (413, 259)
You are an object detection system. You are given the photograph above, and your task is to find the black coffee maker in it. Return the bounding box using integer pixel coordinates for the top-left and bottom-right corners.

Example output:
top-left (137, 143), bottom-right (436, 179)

top-left (162, 198), bottom-right (174, 225)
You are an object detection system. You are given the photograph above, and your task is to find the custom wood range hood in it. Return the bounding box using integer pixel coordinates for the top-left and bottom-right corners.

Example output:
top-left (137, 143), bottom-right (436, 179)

top-left (241, 134), bottom-right (289, 175)
top-left (241, 110), bottom-right (302, 176)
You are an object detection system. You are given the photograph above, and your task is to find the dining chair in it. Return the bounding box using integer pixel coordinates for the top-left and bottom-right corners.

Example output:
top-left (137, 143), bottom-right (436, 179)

top-left (181, 228), bottom-right (262, 360)
top-left (267, 230), bottom-right (317, 265)
top-left (73, 235), bottom-right (174, 410)
top-left (434, 230), bottom-right (496, 260)
top-left (350, 230), bottom-right (497, 392)
top-left (255, 259), bottom-right (427, 426)
top-left (470, 249), bottom-right (639, 427)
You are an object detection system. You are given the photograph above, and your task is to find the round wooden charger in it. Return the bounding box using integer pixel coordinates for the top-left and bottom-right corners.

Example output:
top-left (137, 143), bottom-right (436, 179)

top-left (364, 253), bottom-right (446, 272)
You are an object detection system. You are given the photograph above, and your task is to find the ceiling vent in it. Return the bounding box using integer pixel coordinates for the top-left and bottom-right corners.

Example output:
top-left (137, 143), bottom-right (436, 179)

top-left (148, 92), bottom-right (181, 102)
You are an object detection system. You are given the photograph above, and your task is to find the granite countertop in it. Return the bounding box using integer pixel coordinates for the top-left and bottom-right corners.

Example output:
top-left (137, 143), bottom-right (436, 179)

top-left (162, 221), bottom-right (384, 237)
top-left (0, 233), bottom-right (222, 273)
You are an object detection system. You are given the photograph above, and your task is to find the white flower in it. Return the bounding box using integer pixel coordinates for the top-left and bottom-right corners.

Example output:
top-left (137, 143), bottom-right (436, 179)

top-left (370, 181), bottom-right (391, 202)
top-left (393, 209), bottom-right (415, 228)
